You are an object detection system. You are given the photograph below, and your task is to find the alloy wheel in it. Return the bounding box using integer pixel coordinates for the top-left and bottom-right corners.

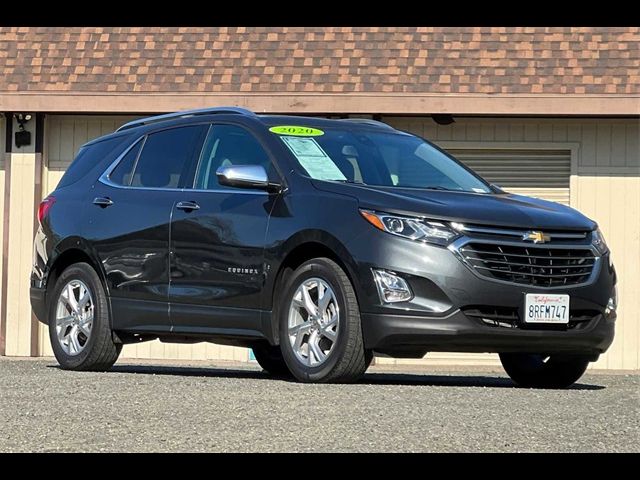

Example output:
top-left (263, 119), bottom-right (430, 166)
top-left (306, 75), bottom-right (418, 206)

top-left (287, 277), bottom-right (339, 366)
top-left (55, 280), bottom-right (94, 356)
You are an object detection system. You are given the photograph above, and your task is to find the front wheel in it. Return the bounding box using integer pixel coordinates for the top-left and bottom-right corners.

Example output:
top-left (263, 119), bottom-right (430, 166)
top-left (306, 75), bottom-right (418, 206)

top-left (278, 258), bottom-right (370, 383)
top-left (500, 353), bottom-right (590, 389)
top-left (48, 262), bottom-right (121, 371)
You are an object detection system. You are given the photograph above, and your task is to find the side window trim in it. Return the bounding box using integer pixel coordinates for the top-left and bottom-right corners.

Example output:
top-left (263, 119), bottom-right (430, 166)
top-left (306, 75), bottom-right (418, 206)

top-left (99, 135), bottom-right (146, 188)
top-left (126, 135), bottom-right (147, 187)
top-left (98, 122), bottom-right (276, 195)
top-left (192, 124), bottom-right (213, 189)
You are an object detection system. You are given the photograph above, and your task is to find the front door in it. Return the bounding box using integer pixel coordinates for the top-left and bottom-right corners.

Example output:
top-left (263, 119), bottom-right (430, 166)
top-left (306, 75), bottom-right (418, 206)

top-left (169, 123), bottom-right (279, 336)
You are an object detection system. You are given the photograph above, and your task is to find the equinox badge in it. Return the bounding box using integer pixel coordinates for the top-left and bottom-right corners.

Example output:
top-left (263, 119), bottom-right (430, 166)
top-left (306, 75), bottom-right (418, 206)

top-left (522, 230), bottom-right (551, 244)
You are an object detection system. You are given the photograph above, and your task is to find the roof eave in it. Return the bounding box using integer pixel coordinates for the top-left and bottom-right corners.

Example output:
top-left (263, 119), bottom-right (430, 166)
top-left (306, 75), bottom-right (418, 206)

top-left (1, 92), bottom-right (639, 116)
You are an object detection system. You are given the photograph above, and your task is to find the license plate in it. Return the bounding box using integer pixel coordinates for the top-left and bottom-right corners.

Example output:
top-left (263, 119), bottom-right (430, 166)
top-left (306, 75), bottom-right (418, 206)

top-left (524, 294), bottom-right (570, 324)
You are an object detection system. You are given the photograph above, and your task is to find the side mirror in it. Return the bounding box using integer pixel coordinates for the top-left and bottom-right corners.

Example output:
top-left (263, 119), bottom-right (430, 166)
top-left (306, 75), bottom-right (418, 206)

top-left (216, 165), bottom-right (281, 192)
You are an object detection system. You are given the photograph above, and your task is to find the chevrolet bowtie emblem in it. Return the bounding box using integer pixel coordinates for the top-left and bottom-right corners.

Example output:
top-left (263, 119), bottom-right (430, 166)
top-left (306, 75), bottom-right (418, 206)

top-left (523, 231), bottom-right (551, 244)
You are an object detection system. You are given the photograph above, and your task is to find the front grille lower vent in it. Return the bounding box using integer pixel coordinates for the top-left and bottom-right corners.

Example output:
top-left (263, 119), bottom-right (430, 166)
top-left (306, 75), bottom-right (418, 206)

top-left (459, 243), bottom-right (596, 287)
top-left (463, 306), bottom-right (600, 330)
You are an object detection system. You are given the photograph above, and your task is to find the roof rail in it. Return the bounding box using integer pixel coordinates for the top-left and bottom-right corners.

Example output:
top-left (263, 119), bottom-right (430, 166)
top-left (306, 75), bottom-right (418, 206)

top-left (116, 107), bottom-right (256, 132)
top-left (338, 118), bottom-right (395, 130)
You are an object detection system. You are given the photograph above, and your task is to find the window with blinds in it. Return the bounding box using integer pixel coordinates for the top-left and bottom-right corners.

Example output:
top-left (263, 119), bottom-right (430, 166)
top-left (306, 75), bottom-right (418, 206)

top-left (447, 148), bottom-right (571, 205)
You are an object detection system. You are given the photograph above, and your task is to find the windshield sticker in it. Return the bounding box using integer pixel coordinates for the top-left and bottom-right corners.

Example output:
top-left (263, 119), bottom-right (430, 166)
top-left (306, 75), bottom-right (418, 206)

top-left (269, 126), bottom-right (324, 136)
top-left (280, 136), bottom-right (346, 181)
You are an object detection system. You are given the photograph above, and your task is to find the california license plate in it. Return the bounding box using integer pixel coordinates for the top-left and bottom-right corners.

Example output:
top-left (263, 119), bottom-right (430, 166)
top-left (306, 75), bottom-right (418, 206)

top-left (524, 294), bottom-right (570, 324)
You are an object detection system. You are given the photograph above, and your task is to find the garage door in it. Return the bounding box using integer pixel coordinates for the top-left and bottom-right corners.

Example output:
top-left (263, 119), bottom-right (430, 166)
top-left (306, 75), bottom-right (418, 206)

top-left (447, 148), bottom-right (571, 205)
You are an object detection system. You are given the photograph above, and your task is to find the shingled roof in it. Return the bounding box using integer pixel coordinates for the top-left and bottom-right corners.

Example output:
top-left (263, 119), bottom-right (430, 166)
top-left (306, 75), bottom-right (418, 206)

top-left (2, 26), bottom-right (639, 95)
top-left (0, 27), bottom-right (638, 115)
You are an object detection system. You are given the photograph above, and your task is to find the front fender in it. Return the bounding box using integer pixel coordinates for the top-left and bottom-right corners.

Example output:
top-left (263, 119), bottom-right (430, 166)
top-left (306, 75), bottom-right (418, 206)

top-left (261, 228), bottom-right (362, 311)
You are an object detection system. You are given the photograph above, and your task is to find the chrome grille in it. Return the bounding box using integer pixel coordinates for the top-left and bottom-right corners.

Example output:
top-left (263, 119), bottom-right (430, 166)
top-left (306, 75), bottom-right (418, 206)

top-left (459, 243), bottom-right (596, 287)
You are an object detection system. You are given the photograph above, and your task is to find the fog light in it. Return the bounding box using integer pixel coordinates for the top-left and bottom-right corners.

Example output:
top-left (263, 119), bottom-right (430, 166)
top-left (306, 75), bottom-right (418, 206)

top-left (605, 286), bottom-right (617, 318)
top-left (373, 269), bottom-right (413, 303)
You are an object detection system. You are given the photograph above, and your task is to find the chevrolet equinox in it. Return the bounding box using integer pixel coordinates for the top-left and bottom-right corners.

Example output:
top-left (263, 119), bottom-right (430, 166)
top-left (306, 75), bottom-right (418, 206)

top-left (30, 107), bottom-right (617, 387)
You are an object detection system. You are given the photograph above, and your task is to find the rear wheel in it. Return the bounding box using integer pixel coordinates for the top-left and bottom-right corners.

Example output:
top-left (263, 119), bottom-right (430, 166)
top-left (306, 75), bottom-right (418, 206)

top-left (48, 262), bottom-right (121, 371)
top-left (278, 258), bottom-right (370, 383)
top-left (500, 353), bottom-right (590, 389)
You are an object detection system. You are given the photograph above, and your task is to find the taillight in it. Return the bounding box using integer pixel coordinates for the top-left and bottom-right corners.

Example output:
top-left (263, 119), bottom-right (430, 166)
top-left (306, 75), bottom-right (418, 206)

top-left (38, 196), bottom-right (56, 224)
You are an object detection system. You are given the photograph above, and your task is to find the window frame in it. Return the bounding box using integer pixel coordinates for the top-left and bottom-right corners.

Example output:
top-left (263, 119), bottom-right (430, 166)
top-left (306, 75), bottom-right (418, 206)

top-left (99, 120), bottom-right (286, 194)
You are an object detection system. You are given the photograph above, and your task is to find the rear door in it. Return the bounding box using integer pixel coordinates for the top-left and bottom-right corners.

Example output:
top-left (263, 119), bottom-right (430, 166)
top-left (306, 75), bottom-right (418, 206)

top-left (89, 124), bottom-right (207, 331)
top-left (169, 123), bottom-right (279, 336)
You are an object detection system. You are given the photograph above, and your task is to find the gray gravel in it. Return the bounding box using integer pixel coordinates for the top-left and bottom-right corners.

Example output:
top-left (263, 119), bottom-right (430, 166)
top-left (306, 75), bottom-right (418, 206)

top-left (0, 357), bottom-right (638, 452)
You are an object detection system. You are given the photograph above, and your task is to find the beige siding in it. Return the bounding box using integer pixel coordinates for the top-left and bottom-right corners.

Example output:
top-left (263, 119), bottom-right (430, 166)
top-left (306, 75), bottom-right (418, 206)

top-left (5, 153), bottom-right (37, 355)
top-left (0, 117), bottom-right (5, 349)
top-left (383, 117), bottom-right (640, 370)
top-left (40, 115), bottom-right (250, 362)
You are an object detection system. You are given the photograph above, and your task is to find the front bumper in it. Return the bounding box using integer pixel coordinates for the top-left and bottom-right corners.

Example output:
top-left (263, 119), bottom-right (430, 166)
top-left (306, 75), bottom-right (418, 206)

top-left (363, 310), bottom-right (615, 357)
top-left (345, 225), bottom-right (617, 357)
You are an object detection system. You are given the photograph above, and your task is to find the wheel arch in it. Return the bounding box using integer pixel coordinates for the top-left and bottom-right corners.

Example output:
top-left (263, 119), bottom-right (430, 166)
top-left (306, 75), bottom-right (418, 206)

top-left (266, 230), bottom-right (363, 344)
top-left (44, 237), bottom-right (108, 311)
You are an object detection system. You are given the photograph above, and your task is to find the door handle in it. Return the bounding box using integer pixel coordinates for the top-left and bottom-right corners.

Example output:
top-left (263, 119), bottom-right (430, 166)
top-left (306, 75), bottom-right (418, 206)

top-left (93, 197), bottom-right (113, 207)
top-left (176, 201), bottom-right (200, 211)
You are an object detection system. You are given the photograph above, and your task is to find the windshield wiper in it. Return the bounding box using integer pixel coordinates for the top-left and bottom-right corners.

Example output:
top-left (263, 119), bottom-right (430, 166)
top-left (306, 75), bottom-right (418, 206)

top-left (332, 179), bottom-right (365, 185)
top-left (423, 186), bottom-right (460, 192)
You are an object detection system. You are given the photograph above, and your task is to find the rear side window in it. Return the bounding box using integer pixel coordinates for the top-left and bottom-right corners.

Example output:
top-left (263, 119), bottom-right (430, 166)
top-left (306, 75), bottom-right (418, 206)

top-left (130, 126), bottom-right (206, 189)
top-left (109, 139), bottom-right (143, 186)
top-left (57, 136), bottom-right (128, 189)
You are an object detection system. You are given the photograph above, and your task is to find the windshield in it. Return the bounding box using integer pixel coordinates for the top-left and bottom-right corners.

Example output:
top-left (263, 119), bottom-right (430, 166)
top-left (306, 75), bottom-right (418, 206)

top-left (275, 127), bottom-right (492, 193)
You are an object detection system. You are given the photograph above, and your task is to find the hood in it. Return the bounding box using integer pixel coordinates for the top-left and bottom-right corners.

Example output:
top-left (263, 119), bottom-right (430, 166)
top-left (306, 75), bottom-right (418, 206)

top-left (311, 181), bottom-right (596, 231)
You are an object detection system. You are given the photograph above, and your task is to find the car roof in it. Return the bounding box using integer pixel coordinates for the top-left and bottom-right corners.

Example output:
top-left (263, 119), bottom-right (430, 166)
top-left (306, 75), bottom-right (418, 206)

top-left (83, 108), bottom-right (403, 148)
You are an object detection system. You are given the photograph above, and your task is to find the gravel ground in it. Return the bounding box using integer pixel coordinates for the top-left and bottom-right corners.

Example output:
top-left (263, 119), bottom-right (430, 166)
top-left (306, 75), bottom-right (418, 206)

top-left (0, 357), bottom-right (638, 452)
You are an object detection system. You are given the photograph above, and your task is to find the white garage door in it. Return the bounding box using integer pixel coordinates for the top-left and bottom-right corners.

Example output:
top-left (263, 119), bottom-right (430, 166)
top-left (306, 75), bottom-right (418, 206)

top-left (446, 148), bottom-right (571, 205)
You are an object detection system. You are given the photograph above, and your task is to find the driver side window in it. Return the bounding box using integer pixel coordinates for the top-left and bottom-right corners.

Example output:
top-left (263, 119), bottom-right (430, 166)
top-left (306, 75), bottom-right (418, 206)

top-left (194, 124), bottom-right (273, 190)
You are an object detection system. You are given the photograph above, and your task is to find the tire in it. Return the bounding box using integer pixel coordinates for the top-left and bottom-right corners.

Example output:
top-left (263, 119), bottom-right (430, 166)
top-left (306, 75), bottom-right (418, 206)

top-left (278, 257), bottom-right (370, 383)
top-left (252, 343), bottom-right (291, 377)
top-left (500, 353), bottom-right (590, 389)
top-left (48, 262), bottom-right (121, 371)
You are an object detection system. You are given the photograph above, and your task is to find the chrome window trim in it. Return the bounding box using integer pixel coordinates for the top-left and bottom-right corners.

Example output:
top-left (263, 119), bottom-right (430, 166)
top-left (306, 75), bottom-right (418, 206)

top-left (452, 224), bottom-right (587, 240)
top-left (447, 236), bottom-right (601, 290)
top-left (98, 132), bottom-right (268, 195)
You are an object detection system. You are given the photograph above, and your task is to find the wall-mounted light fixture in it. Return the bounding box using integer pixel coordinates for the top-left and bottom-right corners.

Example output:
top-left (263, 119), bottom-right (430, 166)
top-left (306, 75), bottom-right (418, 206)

top-left (14, 113), bottom-right (32, 148)
top-left (432, 114), bottom-right (455, 126)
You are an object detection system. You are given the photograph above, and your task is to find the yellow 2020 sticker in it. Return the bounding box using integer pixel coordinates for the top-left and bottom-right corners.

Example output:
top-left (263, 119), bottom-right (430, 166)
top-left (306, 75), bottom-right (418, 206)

top-left (269, 126), bottom-right (324, 136)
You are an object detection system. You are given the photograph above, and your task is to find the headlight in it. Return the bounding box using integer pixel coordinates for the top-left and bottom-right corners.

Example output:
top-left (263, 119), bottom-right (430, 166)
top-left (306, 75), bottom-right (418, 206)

top-left (360, 209), bottom-right (459, 246)
top-left (592, 228), bottom-right (609, 255)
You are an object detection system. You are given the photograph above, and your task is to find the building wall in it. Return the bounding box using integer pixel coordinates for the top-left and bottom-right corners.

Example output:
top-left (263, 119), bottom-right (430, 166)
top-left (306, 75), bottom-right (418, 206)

top-left (0, 116), bottom-right (5, 355)
top-left (2, 114), bottom-right (638, 369)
